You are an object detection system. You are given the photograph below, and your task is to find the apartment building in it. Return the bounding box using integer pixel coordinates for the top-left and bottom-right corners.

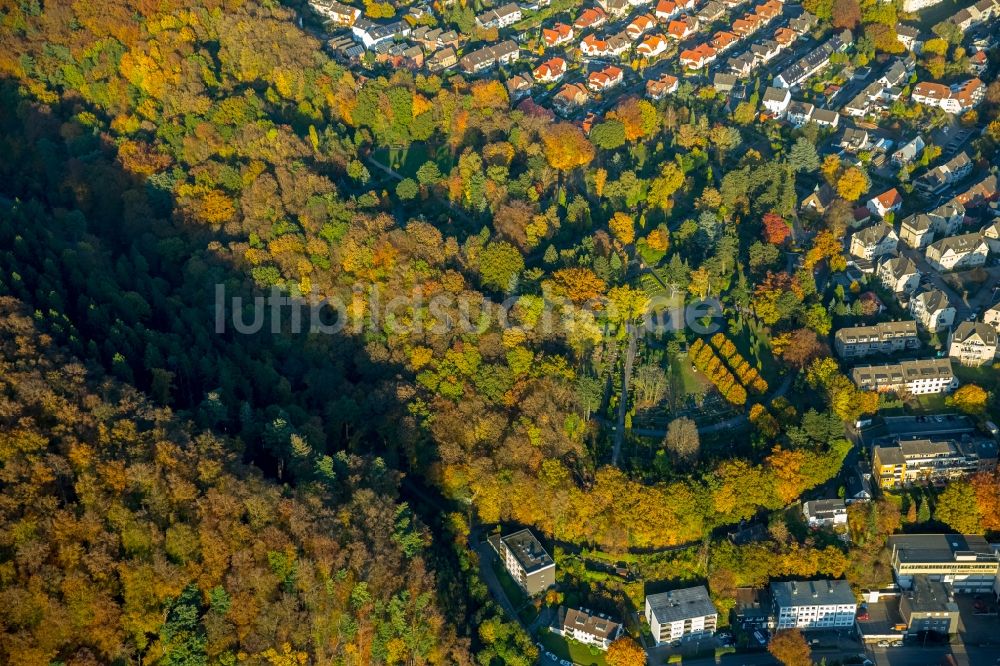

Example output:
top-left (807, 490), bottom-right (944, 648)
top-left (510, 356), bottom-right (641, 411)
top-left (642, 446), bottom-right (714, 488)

top-left (773, 30), bottom-right (852, 88)
top-left (899, 213), bottom-right (934, 249)
top-left (834, 321), bottom-right (919, 359)
top-left (872, 437), bottom-right (998, 489)
top-left (555, 607), bottom-right (622, 650)
top-left (770, 580), bottom-right (857, 631)
top-left (488, 529), bottom-right (555, 596)
top-left (948, 321), bottom-right (998, 367)
top-left (459, 40), bottom-right (520, 73)
top-left (911, 78), bottom-right (985, 113)
top-left (802, 499), bottom-right (848, 527)
top-left (310, 0), bottom-right (361, 26)
top-left (910, 289), bottom-right (956, 332)
top-left (889, 534), bottom-right (1000, 593)
top-left (899, 576), bottom-right (960, 636)
top-left (984, 301), bottom-right (1000, 331)
top-left (877, 255), bottom-right (920, 293)
top-left (849, 222), bottom-right (898, 261)
top-left (645, 586), bottom-right (718, 644)
top-left (915, 152), bottom-right (973, 195)
top-left (851, 358), bottom-right (957, 395)
top-left (924, 232), bottom-right (989, 271)
top-left (475, 2), bottom-right (522, 28)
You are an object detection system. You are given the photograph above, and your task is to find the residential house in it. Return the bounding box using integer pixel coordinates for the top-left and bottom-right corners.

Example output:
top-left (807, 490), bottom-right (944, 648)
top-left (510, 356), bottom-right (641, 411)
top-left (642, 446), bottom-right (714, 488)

top-left (666, 17), bottom-right (698, 40)
top-left (645, 587), bottom-right (718, 645)
top-left (574, 7), bottom-right (607, 31)
top-left (896, 24), bottom-right (922, 52)
top-left (679, 43), bottom-right (716, 68)
top-left (774, 26), bottom-right (797, 47)
top-left (983, 301), bottom-right (1000, 330)
top-left (553, 82), bottom-right (589, 111)
top-left (834, 320), bottom-right (920, 358)
top-left (459, 40), bottom-right (520, 73)
top-left (761, 86), bottom-right (791, 117)
top-left (910, 289), bottom-right (955, 332)
top-left (953, 174), bottom-right (998, 208)
top-left (646, 73), bottom-right (679, 98)
top-left (874, 439), bottom-right (998, 489)
top-left (411, 27), bottom-right (460, 50)
top-left (899, 213), bottom-right (934, 249)
top-left (811, 108), bottom-right (839, 128)
top-left (849, 222), bottom-right (898, 261)
top-left (727, 53), bottom-right (755, 77)
top-left (542, 23), bottom-right (574, 47)
top-left (981, 220), bottom-right (1000, 253)
top-left (840, 127), bottom-right (870, 153)
top-left (867, 188), bottom-right (904, 219)
top-left (751, 40), bottom-right (782, 65)
top-left (786, 100), bottom-right (814, 126)
top-left (711, 30), bottom-right (739, 51)
top-left (488, 529), bottom-right (555, 595)
top-left (802, 499), bottom-right (848, 527)
top-left (598, 0), bottom-right (632, 16)
top-left (879, 60), bottom-right (910, 88)
top-left (505, 74), bottom-right (532, 98)
top-left (877, 256), bottom-right (920, 293)
top-left (580, 33), bottom-right (630, 57)
top-left (475, 2), bottom-right (522, 28)
top-left (911, 78), bottom-right (985, 113)
top-left (713, 72), bottom-right (738, 93)
top-left (788, 11), bottom-right (818, 34)
top-left (373, 42), bottom-right (424, 69)
top-left (310, 0), bottom-right (361, 26)
top-left (626, 14), bottom-right (657, 39)
top-left (554, 607), bottom-right (622, 650)
top-left (638, 33), bottom-right (670, 58)
top-left (427, 46), bottom-right (458, 71)
top-left (948, 321), bottom-right (997, 366)
top-left (845, 469), bottom-right (873, 504)
top-left (915, 152), bottom-right (973, 195)
top-left (771, 580), bottom-right (857, 631)
top-left (969, 49), bottom-right (988, 75)
top-left (928, 201), bottom-right (965, 236)
top-left (588, 64), bottom-right (624, 91)
top-left (801, 183), bottom-right (835, 215)
top-left (888, 534), bottom-right (1000, 593)
top-left (697, 0), bottom-right (726, 21)
top-left (851, 358), bottom-right (957, 394)
top-left (533, 57), bottom-right (566, 83)
top-left (924, 232), bottom-right (989, 271)
top-left (655, 0), bottom-right (681, 21)
top-left (892, 136), bottom-right (926, 167)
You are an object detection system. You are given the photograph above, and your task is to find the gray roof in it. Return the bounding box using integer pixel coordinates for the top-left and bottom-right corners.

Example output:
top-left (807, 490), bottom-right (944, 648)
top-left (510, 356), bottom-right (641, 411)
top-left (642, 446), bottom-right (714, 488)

top-left (927, 232), bottom-right (986, 256)
top-left (915, 288), bottom-right (950, 313)
top-left (771, 580), bottom-right (855, 608)
top-left (812, 108), bottom-right (839, 124)
top-left (836, 319), bottom-right (917, 343)
top-left (896, 24), bottom-right (920, 39)
top-left (499, 529), bottom-right (553, 573)
top-left (854, 222), bottom-right (894, 246)
top-left (888, 534), bottom-right (996, 563)
top-left (646, 586), bottom-right (717, 624)
top-left (951, 320), bottom-right (997, 345)
top-left (880, 255), bottom-right (918, 279)
top-left (763, 86), bottom-right (789, 103)
top-left (903, 576), bottom-right (958, 614)
top-left (559, 607), bottom-right (621, 640)
top-left (902, 213), bottom-right (932, 233)
top-left (803, 498), bottom-right (846, 517)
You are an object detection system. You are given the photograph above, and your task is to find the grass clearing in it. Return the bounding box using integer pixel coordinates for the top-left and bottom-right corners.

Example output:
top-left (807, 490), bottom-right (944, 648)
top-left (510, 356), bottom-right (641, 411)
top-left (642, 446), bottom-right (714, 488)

top-left (538, 631), bottom-right (610, 666)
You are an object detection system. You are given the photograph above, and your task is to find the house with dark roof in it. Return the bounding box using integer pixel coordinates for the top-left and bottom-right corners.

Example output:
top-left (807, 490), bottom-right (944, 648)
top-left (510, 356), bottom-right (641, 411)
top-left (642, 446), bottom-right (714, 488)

top-left (554, 607), bottom-right (622, 649)
top-left (488, 529), bottom-right (555, 595)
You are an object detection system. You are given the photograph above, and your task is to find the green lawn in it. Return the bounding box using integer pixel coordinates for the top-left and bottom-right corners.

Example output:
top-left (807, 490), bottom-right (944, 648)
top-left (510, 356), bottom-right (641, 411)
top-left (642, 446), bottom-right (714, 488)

top-left (538, 631), bottom-right (610, 666)
top-left (371, 142), bottom-right (453, 179)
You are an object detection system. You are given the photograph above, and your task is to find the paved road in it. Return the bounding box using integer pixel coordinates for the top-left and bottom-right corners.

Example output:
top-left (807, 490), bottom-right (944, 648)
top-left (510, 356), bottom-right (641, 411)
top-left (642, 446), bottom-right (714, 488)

top-left (474, 541), bottom-right (526, 629)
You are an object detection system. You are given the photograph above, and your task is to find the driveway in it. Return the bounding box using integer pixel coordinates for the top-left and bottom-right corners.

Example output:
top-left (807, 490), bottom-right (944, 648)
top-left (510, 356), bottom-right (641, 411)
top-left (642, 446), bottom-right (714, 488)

top-left (475, 540), bottom-right (526, 629)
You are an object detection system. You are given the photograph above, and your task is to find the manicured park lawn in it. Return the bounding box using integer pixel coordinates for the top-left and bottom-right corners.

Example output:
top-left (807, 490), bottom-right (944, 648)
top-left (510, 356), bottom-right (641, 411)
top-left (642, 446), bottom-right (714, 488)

top-left (538, 631), bottom-right (609, 666)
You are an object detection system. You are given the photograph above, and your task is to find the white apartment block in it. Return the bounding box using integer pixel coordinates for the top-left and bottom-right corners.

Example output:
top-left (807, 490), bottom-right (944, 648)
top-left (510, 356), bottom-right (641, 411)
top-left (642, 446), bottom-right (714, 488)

top-left (645, 586), bottom-right (718, 644)
top-left (771, 580), bottom-right (857, 631)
